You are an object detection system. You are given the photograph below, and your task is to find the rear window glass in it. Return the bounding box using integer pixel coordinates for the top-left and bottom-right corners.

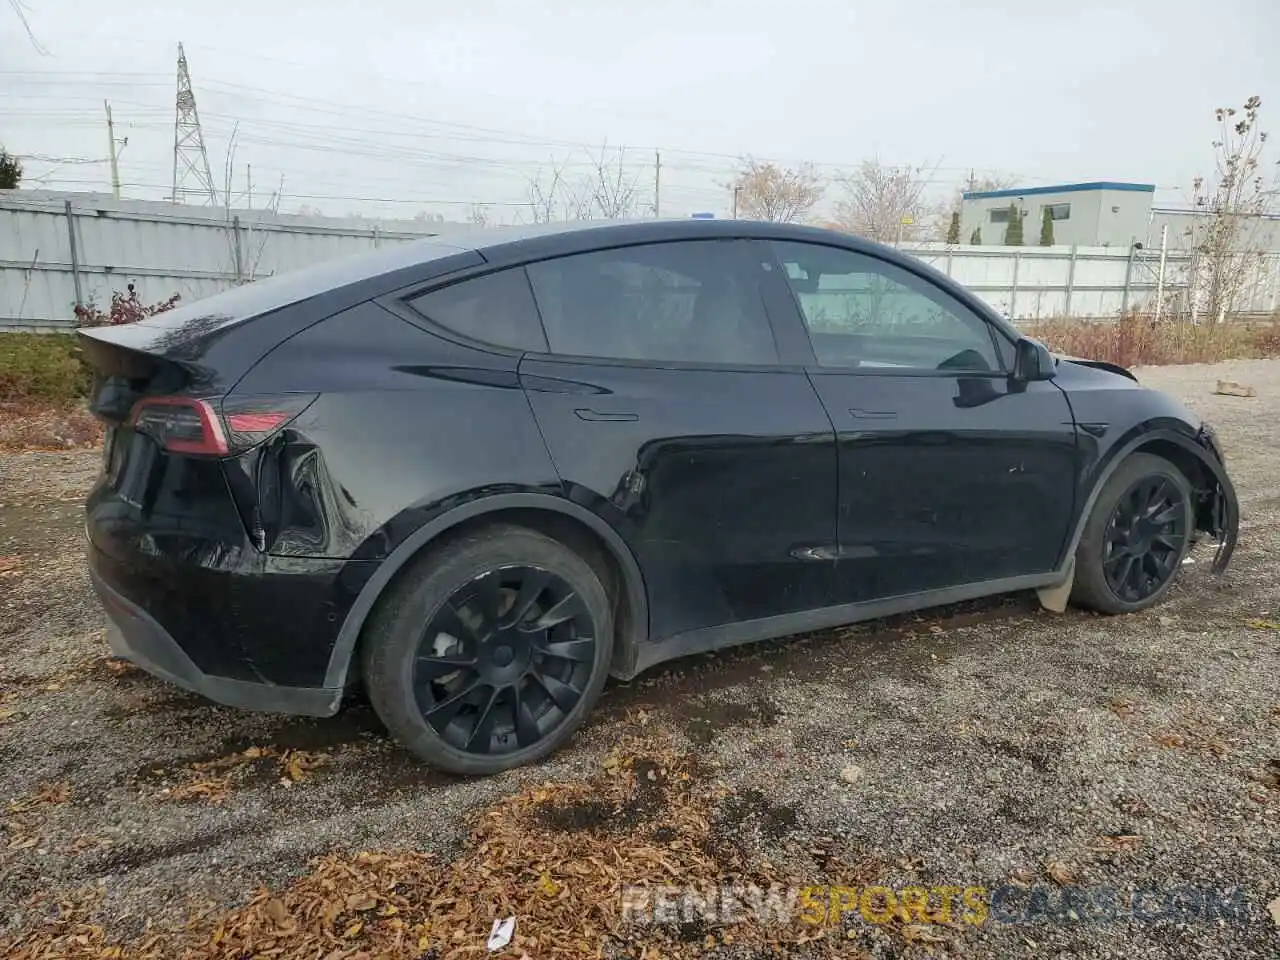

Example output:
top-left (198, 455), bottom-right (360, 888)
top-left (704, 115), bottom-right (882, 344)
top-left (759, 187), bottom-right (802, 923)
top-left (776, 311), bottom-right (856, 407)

top-left (405, 269), bottom-right (548, 352)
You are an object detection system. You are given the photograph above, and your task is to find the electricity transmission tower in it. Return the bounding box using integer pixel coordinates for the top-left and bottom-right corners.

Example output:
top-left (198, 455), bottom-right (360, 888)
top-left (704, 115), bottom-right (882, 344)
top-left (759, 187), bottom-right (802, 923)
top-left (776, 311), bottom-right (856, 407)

top-left (171, 42), bottom-right (219, 205)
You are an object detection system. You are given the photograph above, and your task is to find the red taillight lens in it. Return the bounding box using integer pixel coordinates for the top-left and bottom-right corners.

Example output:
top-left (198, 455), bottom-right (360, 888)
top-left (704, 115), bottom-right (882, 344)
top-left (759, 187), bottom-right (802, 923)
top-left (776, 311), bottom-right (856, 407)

top-left (220, 394), bottom-right (317, 453)
top-left (130, 397), bottom-right (228, 455)
top-left (129, 394), bottom-right (317, 456)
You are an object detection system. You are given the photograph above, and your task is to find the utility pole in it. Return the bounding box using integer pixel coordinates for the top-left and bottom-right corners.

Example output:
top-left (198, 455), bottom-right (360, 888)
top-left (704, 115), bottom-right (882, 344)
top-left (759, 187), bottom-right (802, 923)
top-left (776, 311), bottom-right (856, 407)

top-left (732, 184), bottom-right (740, 219)
top-left (246, 163), bottom-right (252, 210)
top-left (104, 100), bottom-right (123, 199)
top-left (654, 150), bottom-right (661, 218)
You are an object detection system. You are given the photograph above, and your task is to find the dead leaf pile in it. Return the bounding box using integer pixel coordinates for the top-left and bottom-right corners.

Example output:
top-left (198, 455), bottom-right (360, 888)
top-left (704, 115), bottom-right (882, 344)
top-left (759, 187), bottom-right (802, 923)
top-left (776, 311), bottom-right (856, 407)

top-left (153, 747), bottom-right (278, 805)
top-left (1150, 709), bottom-right (1232, 758)
top-left (1, 733), bottom-right (860, 959)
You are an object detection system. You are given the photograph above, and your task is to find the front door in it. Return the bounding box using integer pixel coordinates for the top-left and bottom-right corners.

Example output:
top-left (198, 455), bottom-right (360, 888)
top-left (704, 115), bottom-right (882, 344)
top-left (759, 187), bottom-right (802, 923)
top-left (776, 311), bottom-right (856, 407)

top-left (517, 239), bottom-right (837, 641)
top-left (764, 240), bottom-right (1079, 603)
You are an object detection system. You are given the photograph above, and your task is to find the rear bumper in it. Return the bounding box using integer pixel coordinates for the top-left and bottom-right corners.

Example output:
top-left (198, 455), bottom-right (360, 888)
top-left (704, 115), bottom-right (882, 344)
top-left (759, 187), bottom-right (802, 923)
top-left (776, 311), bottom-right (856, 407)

top-left (89, 561), bottom-right (343, 718)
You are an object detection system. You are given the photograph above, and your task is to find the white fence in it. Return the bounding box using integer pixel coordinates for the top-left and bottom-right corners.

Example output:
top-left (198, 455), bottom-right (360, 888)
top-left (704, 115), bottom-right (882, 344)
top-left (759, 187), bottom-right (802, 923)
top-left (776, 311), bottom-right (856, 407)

top-left (2, 190), bottom-right (1278, 331)
top-left (0, 191), bottom-right (451, 331)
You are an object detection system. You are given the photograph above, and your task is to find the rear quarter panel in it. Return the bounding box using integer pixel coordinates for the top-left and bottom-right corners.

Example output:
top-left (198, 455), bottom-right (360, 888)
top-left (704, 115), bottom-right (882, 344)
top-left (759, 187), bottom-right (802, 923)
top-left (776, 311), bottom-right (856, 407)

top-left (227, 301), bottom-right (563, 560)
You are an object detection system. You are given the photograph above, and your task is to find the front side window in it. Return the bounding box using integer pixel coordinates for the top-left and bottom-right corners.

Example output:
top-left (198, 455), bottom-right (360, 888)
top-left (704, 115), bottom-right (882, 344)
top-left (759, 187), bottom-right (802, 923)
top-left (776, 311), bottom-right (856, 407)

top-left (524, 241), bottom-right (778, 365)
top-left (770, 241), bottom-right (1004, 373)
top-left (405, 268), bottom-right (548, 352)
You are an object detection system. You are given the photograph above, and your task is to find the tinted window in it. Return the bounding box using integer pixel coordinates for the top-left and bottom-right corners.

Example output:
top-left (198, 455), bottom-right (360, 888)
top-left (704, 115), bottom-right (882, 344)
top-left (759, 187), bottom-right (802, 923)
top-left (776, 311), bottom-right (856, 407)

top-left (406, 269), bottom-right (548, 352)
top-left (771, 241), bottom-right (1003, 373)
top-left (525, 241), bottom-right (778, 365)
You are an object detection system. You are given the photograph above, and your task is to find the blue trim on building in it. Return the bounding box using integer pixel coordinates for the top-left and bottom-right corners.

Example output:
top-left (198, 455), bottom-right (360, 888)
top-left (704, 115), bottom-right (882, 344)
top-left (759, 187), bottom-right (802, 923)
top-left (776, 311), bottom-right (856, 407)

top-left (962, 181), bottom-right (1156, 201)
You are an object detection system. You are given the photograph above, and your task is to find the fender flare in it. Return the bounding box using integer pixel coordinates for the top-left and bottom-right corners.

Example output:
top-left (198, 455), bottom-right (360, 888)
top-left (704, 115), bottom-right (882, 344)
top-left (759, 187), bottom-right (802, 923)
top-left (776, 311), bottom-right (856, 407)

top-left (321, 493), bottom-right (651, 690)
top-left (1055, 427), bottom-right (1239, 575)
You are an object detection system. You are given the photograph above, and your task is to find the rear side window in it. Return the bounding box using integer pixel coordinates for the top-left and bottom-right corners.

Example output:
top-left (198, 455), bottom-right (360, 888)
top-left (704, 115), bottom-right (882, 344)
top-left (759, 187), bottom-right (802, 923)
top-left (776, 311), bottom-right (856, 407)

top-left (405, 269), bottom-right (548, 352)
top-left (524, 241), bottom-right (779, 365)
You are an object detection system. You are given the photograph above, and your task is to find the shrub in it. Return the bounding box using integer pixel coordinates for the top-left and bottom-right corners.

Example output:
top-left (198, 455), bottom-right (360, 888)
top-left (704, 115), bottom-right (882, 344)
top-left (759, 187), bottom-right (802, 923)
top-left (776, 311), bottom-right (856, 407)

top-left (1003, 203), bottom-right (1023, 245)
top-left (1025, 312), bottom-right (1280, 368)
top-left (1039, 207), bottom-right (1054, 246)
top-left (74, 284), bottom-right (180, 327)
top-left (0, 333), bottom-right (92, 404)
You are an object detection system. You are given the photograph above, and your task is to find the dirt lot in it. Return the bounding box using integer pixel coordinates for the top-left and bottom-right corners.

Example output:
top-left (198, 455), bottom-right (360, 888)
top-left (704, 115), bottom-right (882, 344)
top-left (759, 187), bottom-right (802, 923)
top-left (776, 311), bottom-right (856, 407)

top-left (1, 359), bottom-right (1277, 959)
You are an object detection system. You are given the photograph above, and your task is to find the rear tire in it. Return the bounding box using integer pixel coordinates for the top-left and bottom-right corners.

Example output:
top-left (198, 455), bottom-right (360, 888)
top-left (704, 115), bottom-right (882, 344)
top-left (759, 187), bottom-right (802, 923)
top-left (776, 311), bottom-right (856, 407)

top-left (362, 525), bottom-right (613, 775)
top-left (1071, 453), bottom-right (1193, 614)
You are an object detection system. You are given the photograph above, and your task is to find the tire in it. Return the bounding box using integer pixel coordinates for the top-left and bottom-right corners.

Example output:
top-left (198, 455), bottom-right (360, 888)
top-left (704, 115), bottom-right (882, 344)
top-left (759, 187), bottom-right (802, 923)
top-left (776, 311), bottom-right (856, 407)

top-left (361, 524), bottom-right (614, 775)
top-left (1070, 453), bottom-right (1193, 614)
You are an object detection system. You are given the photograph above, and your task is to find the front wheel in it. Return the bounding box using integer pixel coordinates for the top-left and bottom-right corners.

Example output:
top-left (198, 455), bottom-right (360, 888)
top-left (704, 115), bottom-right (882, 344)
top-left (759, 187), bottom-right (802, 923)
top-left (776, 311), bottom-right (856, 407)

top-left (1071, 453), bottom-right (1193, 614)
top-left (362, 525), bottom-right (614, 775)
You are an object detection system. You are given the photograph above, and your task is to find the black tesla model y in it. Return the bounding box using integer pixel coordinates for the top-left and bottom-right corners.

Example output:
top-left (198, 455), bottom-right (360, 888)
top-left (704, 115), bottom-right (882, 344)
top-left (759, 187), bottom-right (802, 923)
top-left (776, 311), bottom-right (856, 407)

top-left (81, 220), bottom-right (1239, 774)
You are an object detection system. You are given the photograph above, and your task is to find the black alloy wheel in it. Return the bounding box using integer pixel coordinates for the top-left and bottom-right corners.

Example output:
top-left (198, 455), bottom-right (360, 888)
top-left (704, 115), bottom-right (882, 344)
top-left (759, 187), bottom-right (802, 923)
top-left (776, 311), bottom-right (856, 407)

top-left (362, 525), bottom-right (614, 774)
top-left (413, 566), bottom-right (598, 756)
top-left (1071, 453), bottom-right (1193, 614)
top-left (1101, 476), bottom-right (1188, 604)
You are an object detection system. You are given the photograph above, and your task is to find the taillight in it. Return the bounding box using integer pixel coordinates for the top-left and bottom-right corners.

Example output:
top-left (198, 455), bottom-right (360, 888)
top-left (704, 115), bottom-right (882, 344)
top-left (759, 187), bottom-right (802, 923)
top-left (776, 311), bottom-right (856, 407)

top-left (130, 397), bottom-right (228, 455)
top-left (219, 394), bottom-right (317, 453)
top-left (129, 394), bottom-right (316, 456)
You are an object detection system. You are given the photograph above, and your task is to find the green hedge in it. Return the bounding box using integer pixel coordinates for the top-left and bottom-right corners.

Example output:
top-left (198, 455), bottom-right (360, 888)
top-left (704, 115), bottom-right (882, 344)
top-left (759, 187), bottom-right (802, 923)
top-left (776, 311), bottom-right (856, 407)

top-left (0, 332), bottom-right (93, 404)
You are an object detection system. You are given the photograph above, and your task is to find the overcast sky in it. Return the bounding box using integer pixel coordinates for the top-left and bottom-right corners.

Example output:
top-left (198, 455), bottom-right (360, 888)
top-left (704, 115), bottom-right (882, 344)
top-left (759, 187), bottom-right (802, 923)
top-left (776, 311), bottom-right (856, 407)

top-left (3, 0), bottom-right (1277, 222)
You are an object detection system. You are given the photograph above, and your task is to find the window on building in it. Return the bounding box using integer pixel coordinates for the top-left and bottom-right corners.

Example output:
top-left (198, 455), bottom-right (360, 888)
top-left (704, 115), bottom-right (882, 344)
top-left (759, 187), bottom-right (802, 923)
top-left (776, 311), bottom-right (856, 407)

top-left (1044, 203), bottom-right (1071, 221)
top-left (988, 207), bottom-right (1010, 224)
top-left (405, 269), bottom-right (548, 352)
top-left (525, 241), bottom-right (779, 366)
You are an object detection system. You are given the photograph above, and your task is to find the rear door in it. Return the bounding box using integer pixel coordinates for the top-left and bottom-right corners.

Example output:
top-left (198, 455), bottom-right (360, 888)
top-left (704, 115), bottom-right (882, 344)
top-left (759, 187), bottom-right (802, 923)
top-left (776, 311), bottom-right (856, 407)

top-left (763, 240), bottom-right (1079, 603)
top-left (517, 239), bottom-right (838, 642)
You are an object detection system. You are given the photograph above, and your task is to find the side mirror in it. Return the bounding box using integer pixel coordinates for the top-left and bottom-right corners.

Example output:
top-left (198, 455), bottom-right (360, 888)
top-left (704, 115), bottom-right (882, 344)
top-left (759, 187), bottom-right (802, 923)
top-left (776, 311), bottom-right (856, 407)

top-left (1012, 336), bottom-right (1055, 382)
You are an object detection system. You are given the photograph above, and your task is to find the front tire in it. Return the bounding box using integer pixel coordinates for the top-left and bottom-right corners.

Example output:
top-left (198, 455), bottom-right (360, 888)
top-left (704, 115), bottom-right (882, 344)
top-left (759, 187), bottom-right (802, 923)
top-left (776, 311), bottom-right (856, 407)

top-left (1071, 453), bottom-right (1193, 614)
top-left (362, 525), bottom-right (613, 775)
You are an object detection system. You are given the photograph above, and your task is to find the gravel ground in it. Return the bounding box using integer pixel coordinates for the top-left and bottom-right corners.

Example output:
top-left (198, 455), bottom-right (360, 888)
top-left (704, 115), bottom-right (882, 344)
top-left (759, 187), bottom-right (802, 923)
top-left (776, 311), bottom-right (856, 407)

top-left (1, 358), bottom-right (1277, 958)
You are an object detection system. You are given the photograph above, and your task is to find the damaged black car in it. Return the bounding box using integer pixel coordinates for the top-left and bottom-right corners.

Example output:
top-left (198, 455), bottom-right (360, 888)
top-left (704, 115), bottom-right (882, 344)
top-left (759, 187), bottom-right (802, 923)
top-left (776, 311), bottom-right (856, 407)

top-left (80, 219), bottom-right (1239, 774)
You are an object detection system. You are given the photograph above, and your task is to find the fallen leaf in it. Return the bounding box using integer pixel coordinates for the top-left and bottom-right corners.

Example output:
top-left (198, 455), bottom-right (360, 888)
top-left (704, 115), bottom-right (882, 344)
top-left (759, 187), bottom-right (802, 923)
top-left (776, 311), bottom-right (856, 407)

top-left (265, 898), bottom-right (290, 927)
top-left (37, 782), bottom-right (71, 804)
top-left (1009, 866), bottom-right (1036, 886)
top-left (839, 764), bottom-right (862, 785)
top-left (902, 924), bottom-right (946, 943)
top-left (1046, 861), bottom-right (1078, 885)
top-left (346, 894), bottom-right (377, 912)
top-left (343, 921), bottom-right (363, 938)
top-left (0, 556), bottom-right (21, 577)
top-left (1111, 697), bottom-right (1137, 717)
top-left (1244, 619), bottom-right (1280, 630)
top-left (537, 871), bottom-right (561, 896)
top-left (1268, 896), bottom-right (1280, 927)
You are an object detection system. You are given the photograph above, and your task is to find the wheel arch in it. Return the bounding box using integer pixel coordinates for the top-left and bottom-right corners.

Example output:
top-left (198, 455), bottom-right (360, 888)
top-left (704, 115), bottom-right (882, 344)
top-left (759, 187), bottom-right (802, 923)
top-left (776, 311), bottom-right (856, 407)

top-left (322, 494), bottom-right (650, 691)
top-left (1058, 426), bottom-right (1238, 573)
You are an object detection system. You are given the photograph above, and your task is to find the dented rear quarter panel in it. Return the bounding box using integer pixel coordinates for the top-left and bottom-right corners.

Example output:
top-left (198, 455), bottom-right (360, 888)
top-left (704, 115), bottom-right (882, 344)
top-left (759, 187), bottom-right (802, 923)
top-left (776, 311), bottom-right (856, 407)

top-left (226, 301), bottom-right (564, 562)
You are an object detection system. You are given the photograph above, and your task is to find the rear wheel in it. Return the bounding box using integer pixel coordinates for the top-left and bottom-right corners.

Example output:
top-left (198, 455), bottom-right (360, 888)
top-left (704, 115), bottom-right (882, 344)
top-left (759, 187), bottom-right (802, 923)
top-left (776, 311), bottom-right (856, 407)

top-left (1071, 453), bottom-right (1193, 614)
top-left (362, 525), bottom-right (613, 774)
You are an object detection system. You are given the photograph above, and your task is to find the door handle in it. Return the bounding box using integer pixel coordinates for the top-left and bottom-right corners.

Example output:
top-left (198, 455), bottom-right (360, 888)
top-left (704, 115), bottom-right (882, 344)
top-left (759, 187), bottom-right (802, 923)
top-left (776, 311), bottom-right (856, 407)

top-left (849, 407), bottom-right (897, 420)
top-left (574, 408), bottom-right (639, 422)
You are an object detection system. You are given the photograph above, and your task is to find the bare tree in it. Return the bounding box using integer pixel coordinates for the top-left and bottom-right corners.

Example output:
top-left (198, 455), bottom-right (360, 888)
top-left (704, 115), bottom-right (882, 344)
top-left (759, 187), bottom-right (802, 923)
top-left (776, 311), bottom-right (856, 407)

top-left (9, 0), bottom-right (48, 54)
top-left (525, 162), bottom-right (569, 224)
top-left (468, 203), bottom-right (492, 228)
top-left (731, 158), bottom-right (824, 223)
top-left (524, 145), bottom-right (642, 222)
top-left (583, 142), bottom-right (641, 219)
top-left (1186, 96), bottom-right (1277, 323)
top-left (832, 160), bottom-right (939, 243)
